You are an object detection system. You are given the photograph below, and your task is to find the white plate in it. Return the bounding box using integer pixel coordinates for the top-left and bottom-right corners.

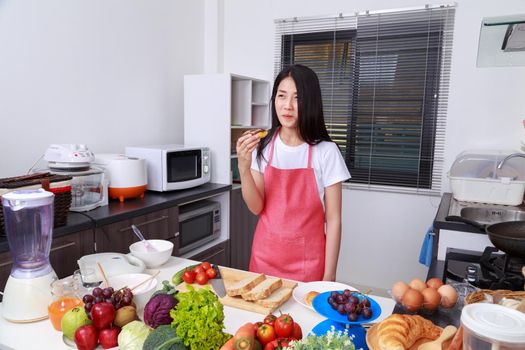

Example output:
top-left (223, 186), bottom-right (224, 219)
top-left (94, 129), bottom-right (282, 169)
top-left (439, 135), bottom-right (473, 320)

top-left (292, 281), bottom-right (359, 310)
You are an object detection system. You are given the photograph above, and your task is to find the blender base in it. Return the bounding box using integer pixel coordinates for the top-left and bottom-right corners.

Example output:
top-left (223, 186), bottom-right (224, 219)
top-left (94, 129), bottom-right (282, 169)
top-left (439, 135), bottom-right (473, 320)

top-left (2, 270), bottom-right (57, 323)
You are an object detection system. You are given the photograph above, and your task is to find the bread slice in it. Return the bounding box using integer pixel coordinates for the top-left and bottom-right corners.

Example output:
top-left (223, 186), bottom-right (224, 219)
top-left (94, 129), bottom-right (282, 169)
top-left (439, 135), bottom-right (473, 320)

top-left (241, 277), bottom-right (283, 301)
top-left (226, 274), bottom-right (266, 296)
top-left (254, 286), bottom-right (293, 308)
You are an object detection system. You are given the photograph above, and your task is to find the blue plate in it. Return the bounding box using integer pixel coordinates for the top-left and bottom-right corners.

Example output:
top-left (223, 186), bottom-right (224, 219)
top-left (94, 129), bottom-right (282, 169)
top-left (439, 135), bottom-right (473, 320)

top-left (311, 319), bottom-right (369, 350)
top-left (312, 291), bottom-right (381, 325)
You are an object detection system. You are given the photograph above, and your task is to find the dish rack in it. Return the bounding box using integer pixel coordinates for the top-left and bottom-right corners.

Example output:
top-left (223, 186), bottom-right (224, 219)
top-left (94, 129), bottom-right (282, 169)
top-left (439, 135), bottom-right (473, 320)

top-left (0, 172), bottom-right (73, 235)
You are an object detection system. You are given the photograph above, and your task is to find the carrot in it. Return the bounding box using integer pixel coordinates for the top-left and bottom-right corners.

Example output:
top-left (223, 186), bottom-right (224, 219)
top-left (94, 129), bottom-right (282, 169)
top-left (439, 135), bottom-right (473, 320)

top-left (233, 323), bottom-right (256, 350)
top-left (447, 325), bottom-right (463, 350)
top-left (220, 337), bottom-right (235, 350)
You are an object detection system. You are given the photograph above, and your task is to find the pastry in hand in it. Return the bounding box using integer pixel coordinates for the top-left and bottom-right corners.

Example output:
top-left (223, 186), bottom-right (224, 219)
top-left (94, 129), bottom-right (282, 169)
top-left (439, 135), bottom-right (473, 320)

top-left (377, 314), bottom-right (440, 350)
top-left (305, 291), bottom-right (319, 306)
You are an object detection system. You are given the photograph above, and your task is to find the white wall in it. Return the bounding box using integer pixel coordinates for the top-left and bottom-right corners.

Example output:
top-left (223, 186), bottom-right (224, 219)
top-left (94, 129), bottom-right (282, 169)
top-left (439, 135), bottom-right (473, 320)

top-left (221, 0), bottom-right (525, 290)
top-left (0, 0), bottom-right (204, 177)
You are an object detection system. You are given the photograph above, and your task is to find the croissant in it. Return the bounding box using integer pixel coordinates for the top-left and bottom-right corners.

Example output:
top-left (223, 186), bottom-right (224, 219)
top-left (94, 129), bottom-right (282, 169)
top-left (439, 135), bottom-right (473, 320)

top-left (377, 314), bottom-right (441, 350)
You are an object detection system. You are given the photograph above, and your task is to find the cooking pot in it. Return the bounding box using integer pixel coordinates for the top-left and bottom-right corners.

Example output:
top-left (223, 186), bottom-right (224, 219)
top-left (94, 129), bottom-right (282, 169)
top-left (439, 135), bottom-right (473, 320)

top-left (445, 215), bottom-right (525, 258)
top-left (93, 154), bottom-right (147, 202)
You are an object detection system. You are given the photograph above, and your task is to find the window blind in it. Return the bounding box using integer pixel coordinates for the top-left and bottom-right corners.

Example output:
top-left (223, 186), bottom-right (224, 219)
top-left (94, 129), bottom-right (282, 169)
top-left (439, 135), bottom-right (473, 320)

top-left (274, 4), bottom-right (455, 195)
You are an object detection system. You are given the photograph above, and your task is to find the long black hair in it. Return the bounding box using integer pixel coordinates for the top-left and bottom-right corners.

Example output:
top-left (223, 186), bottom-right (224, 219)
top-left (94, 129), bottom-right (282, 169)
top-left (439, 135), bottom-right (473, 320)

top-left (256, 64), bottom-right (333, 164)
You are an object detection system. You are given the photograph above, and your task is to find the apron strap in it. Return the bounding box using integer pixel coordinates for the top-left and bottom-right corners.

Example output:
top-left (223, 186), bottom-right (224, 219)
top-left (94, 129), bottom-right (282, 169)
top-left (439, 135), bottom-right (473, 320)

top-left (307, 144), bottom-right (312, 169)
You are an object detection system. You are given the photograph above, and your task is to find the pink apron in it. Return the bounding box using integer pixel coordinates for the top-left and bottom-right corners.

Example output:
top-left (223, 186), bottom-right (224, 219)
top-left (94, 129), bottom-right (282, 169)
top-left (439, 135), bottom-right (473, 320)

top-left (249, 131), bottom-right (326, 282)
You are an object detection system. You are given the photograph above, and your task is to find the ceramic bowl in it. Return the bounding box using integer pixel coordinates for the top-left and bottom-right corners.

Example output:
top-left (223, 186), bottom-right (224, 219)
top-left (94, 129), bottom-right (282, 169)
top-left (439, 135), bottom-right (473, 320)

top-left (108, 273), bottom-right (158, 312)
top-left (129, 239), bottom-right (173, 268)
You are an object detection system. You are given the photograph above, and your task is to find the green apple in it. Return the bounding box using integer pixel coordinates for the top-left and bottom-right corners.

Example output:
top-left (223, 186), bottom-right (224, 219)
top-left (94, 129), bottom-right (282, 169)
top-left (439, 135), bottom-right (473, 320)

top-left (61, 307), bottom-right (92, 340)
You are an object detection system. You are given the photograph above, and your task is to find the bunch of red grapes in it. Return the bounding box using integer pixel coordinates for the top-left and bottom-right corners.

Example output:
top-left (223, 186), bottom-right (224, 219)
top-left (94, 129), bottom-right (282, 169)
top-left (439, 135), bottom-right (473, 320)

top-left (327, 290), bottom-right (373, 322)
top-left (82, 287), bottom-right (133, 318)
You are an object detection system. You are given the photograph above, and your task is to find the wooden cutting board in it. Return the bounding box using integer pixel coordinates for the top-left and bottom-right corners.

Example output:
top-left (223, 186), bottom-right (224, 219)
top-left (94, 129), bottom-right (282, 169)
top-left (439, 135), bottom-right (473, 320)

top-left (176, 266), bottom-right (297, 314)
top-left (366, 323), bottom-right (452, 350)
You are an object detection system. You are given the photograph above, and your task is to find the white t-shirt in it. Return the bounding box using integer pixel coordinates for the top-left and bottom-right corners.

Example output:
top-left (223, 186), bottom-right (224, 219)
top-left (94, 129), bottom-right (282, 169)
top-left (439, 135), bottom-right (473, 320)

top-left (251, 133), bottom-right (351, 204)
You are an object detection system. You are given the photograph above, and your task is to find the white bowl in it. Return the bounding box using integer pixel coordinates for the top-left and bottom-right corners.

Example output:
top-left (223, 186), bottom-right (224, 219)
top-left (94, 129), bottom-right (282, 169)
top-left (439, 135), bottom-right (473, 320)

top-left (108, 273), bottom-right (158, 312)
top-left (129, 239), bottom-right (174, 268)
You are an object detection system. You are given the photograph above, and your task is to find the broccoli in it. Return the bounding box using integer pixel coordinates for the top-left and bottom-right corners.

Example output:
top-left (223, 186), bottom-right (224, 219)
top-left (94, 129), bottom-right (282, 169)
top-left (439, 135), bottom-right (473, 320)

top-left (142, 325), bottom-right (187, 350)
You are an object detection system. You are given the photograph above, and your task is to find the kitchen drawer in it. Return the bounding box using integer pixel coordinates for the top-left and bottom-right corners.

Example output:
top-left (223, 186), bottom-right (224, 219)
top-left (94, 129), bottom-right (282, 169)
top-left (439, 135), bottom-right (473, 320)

top-left (94, 207), bottom-right (179, 255)
top-left (187, 240), bottom-right (230, 267)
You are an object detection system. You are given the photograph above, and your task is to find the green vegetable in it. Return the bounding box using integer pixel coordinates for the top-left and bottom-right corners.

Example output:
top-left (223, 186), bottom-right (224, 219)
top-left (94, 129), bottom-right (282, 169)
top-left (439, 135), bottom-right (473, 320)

top-left (153, 280), bottom-right (179, 298)
top-left (171, 264), bottom-right (200, 285)
top-left (284, 326), bottom-right (355, 350)
top-left (142, 325), bottom-right (187, 350)
top-left (170, 285), bottom-right (231, 350)
top-left (118, 320), bottom-right (151, 350)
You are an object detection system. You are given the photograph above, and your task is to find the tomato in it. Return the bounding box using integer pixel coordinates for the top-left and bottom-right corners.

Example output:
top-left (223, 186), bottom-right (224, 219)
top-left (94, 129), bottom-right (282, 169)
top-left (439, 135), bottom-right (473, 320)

top-left (263, 338), bottom-right (291, 350)
top-left (274, 314), bottom-right (294, 338)
top-left (182, 270), bottom-right (196, 284)
top-left (291, 322), bottom-right (303, 340)
top-left (263, 314), bottom-right (277, 327)
top-left (263, 340), bottom-right (278, 350)
top-left (195, 271), bottom-right (209, 285)
top-left (205, 267), bottom-right (217, 279)
top-left (253, 321), bottom-right (263, 334)
top-left (257, 324), bottom-right (276, 346)
top-left (193, 266), bottom-right (205, 275)
top-left (200, 261), bottom-right (212, 270)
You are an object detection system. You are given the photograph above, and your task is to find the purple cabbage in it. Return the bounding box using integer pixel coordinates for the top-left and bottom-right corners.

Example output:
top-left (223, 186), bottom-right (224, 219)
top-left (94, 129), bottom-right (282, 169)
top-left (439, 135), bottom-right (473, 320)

top-left (143, 293), bottom-right (178, 329)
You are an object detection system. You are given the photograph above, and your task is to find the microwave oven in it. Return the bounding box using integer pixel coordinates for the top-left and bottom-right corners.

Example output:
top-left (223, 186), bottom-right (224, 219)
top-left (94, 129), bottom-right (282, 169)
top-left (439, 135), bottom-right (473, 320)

top-left (125, 144), bottom-right (210, 191)
top-left (178, 200), bottom-right (221, 255)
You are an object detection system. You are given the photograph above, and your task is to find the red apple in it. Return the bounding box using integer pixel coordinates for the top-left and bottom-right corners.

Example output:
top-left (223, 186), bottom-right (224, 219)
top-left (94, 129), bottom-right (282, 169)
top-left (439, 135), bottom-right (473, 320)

top-left (91, 302), bottom-right (116, 329)
top-left (98, 326), bottom-right (120, 349)
top-left (74, 325), bottom-right (98, 350)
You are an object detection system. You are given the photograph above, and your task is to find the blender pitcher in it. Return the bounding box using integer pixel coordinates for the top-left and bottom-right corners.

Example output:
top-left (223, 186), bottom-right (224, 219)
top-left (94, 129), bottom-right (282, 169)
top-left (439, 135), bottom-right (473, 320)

top-left (1, 189), bottom-right (57, 322)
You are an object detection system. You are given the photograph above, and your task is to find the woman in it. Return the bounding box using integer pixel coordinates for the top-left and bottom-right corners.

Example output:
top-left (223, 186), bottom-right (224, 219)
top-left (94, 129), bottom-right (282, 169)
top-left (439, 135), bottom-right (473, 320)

top-left (236, 64), bottom-right (350, 282)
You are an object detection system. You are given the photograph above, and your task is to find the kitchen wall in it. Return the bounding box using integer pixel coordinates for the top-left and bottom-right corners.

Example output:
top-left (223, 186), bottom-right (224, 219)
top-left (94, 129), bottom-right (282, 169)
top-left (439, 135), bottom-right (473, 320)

top-left (220, 0), bottom-right (525, 289)
top-left (0, 0), bottom-right (204, 177)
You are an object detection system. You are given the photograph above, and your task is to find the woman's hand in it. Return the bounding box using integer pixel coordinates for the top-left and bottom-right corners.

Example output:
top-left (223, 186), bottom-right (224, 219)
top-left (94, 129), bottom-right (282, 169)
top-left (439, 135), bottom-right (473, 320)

top-left (236, 130), bottom-right (261, 175)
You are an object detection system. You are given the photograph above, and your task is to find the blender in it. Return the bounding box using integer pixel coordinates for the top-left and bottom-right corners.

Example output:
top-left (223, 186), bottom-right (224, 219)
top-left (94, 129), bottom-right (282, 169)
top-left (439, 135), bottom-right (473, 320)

top-left (1, 189), bottom-right (57, 322)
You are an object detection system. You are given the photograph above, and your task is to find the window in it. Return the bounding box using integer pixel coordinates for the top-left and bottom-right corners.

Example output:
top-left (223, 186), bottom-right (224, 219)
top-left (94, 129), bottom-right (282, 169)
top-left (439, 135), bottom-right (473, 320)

top-left (275, 5), bottom-right (455, 194)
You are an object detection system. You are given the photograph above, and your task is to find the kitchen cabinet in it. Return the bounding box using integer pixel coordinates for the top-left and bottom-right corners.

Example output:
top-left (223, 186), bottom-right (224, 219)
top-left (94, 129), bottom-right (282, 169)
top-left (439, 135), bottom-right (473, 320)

top-left (187, 240), bottom-right (230, 267)
top-left (0, 229), bottom-right (95, 301)
top-left (94, 207), bottom-right (179, 255)
top-left (229, 187), bottom-right (258, 270)
top-left (184, 73), bottom-right (270, 185)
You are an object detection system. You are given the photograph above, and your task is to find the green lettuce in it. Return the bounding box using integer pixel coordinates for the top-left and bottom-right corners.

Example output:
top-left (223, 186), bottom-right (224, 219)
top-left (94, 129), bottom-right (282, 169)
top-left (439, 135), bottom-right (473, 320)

top-left (118, 320), bottom-right (151, 350)
top-left (170, 285), bottom-right (231, 350)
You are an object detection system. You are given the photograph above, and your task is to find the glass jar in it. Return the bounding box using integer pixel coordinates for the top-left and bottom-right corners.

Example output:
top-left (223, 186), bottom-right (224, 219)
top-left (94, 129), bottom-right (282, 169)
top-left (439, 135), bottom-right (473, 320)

top-left (47, 276), bottom-right (84, 331)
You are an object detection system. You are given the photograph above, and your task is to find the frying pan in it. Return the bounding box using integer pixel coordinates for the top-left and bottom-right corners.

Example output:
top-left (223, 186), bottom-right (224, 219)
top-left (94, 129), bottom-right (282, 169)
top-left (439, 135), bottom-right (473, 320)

top-left (445, 215), bottom-right (525, 258)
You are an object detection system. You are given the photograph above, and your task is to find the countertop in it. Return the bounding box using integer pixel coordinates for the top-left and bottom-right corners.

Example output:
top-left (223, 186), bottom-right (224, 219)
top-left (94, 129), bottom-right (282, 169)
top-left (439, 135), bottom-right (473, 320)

top-left (0, 257), bottom-right (397, 350)
top-left (0, 183), bottom-right (231, 253)
top-left (433, 193), bottom-right (484, 233)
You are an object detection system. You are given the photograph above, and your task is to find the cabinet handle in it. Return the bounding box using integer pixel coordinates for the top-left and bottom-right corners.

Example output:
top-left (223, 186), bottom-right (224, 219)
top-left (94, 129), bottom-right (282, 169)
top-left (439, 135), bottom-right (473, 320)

top-left (198, 247), bottom-right (225, 262)
top-left (0, 260), bottom-right (12, 268)
top-left (174, 232), bottom-right (180, 237)
top-left (0, 241), bottom-right (76, 267)
top-left (119, 215), bottom-right (169, 232)
top-left (50, 241), bottom-right (76, 252)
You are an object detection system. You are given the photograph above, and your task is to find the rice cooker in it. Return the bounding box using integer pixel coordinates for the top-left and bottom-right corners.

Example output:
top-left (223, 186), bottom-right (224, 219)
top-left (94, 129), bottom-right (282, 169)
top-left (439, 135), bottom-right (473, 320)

top-left (94, 154), bottom-right (147, 202)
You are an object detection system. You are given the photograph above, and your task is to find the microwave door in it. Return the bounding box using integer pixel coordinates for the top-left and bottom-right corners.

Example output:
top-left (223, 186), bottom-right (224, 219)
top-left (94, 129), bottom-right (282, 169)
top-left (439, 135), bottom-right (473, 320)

top-left (166, 150), bottom-right (201, 183)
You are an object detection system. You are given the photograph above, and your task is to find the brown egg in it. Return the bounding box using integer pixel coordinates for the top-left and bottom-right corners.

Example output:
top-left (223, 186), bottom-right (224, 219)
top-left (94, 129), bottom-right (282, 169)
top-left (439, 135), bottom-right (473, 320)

top-left (421, 287), bottom-right (441, 311)
top-left (426, 277), bottom-right (444, 290)
top-left (402, 288), bottom-right (424, 312)
top-left (438, 284), bottom-right (458, 308)
top-left (409, 278), bottom-right (427, 292)
top-left (391, 281), bottom-right (410, 303)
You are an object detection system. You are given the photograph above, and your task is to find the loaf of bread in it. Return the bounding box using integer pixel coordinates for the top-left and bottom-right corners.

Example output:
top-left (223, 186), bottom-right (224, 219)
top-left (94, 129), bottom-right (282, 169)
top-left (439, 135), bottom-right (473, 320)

top-left (241, 277), bottom-right (282, 301)
top-left (226, 274), bottom-right (266, 296)
top-left (377, 314), bottom-right (440, 350)
top-left (254, 287), bottom-right (293, 308)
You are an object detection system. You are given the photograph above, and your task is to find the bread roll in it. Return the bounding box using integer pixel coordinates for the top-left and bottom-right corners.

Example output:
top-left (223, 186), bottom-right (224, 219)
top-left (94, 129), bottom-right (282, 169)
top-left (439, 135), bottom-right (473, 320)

top-left (305, 291), bottom-right (319, 306)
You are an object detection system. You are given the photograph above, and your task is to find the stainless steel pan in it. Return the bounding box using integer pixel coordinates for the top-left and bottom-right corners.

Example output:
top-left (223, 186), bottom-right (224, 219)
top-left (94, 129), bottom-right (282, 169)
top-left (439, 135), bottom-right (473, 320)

top-left (445, 215), bottom-right (525, 258)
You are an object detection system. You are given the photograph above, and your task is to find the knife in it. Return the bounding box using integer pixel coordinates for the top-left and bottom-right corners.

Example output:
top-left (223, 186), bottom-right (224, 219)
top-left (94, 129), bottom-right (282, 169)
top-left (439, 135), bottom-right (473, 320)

top-left (210, 264), bottom-right (227, 298)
